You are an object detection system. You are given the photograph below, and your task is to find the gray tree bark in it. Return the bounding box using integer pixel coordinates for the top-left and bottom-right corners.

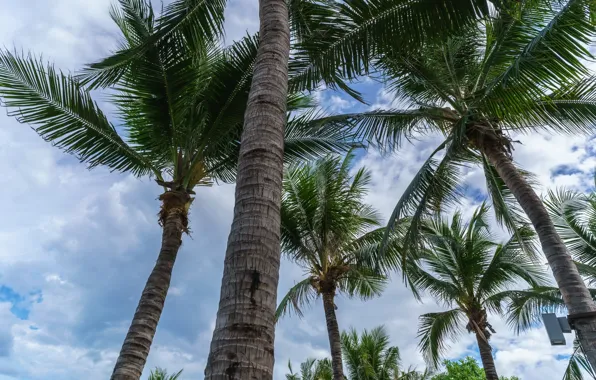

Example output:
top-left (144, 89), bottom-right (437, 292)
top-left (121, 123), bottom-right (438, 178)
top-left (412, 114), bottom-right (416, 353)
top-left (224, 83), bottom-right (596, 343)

top-left (322, 292), bottom-right (346, 380)
top-left (475, 333), bottom-right (498, 380)
top-left (482, 143), bottom-right (596, 369)
top-left (111, 195), bottom-right (188, 380)
top-left (203, 0), bottom-right (290, 378)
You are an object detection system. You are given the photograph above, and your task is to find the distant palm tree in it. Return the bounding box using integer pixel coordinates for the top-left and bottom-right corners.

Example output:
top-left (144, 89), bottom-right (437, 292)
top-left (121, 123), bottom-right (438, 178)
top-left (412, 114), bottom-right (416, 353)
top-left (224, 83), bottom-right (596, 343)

top-left (348, 0), bottom-right (596, 365)
top-left (409, 205), bottom-right (547, 380)
top-left (276, 152), bottom-right (404, 380)
top-left (342, 325), bottom-right (431, 380)
top-left (148, 368), bottom-right (183, 380)
top-left (287, 358), bottom-right (333, 380)
top-left (0, 1), bottom-right (353, 377)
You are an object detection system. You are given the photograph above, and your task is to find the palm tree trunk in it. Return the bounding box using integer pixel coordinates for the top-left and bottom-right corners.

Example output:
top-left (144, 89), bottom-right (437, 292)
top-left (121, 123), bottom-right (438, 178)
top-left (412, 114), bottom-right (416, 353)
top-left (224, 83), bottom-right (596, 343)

top-left (111, 192), bottom-right (190, 380)
top-left (322, 292), bottom-right (345, 380)
top-left (475, 333), bottom-right (498, 380)
top-left (482, 143), bottom-right (596, 369)
top-left (203, 0), bottom-right (290, 379)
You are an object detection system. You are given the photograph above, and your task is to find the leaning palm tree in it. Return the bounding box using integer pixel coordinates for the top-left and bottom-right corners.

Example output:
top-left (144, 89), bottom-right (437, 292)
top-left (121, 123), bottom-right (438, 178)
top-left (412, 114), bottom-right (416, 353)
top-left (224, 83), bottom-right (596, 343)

top-left (409, 205), bottom-right (547, 380)
top-left (287, 358), bottom-right (334, 380)
top-left (0, 1), bottom-right (353, 378)
top-left (276, 152), bottom-right (406, 380)
top-left (349, 0), bottom-right (596, 365)
top-left (148, 368), bottom-right (183, 380)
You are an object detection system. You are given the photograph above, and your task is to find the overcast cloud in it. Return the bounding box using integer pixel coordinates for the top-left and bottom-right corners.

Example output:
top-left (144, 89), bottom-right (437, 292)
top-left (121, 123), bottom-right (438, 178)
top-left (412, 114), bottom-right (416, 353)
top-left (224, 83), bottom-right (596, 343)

top-left (0, 1), bottom-right (593, 379)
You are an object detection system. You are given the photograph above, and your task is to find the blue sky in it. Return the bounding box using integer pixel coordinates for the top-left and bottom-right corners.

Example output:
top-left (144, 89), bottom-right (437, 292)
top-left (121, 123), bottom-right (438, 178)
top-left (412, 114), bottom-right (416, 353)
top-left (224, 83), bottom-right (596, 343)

top-left (0, 0), bottom-right (595, 379)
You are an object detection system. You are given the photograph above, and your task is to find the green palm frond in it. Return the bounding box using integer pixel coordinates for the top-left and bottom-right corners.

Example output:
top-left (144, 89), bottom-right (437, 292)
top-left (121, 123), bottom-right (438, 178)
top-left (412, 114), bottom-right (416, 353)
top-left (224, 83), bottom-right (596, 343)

top-left (341, 266), bottom-right (387, 299)
top-left (480, 0), bottom-right (595, 112)
top-left (80, 0), bottom-right (225, 89)
top-left (341, 325), bottom-right (402, 380)
top-left (418, 309), bottom-right (466, 369)
top-left (563, 339), bottom-right (596, 380)
top-left (289, 0), bottom-right (493, 97)
top-left (383, 139), bottom-right (470, 262)
top-left (0, 50), bottom-right (157, 177)
top-left (503, 287), bottom-right (567, 333)
top-left (545, 189), bottom-right (596, 267)
top-left (148, 368), bottom-right (183, 380)
top-left (276, 278), bottom-right (318, 320)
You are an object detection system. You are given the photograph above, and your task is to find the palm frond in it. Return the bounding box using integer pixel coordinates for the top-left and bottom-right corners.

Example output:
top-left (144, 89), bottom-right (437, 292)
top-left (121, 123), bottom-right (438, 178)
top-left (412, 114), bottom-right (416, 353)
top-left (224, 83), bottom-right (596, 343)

top-left (80, 0), bottom-right (225, 89)
top-left (481, 0), bottom-right (595, 114)
top-left (0, 50), bottom-right (157, 176)
top-left (340, 266), bottom-right (387, 300)
top-left (503, 287), bottom-right (567, 333)
top-left (418, 309), bottom-right (466, 369)
top-left (148, 368), bottom-right (183, 380)
top-left (276, 278), bottom-right (318, 320)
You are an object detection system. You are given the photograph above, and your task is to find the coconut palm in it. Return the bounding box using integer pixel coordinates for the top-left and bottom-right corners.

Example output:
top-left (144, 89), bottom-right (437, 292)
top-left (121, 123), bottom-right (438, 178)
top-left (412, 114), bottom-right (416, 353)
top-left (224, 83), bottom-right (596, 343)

top-left (276, 152), bottom-right (407, 380)
top-left (148, 368), bottom-right (183, 380)
top-left (409, 205), bottom-right (547, 379)
top-left (347, 0), bottom-right (596, 366)
top-left (342, 325), bottom-right (432, 380)
top-left (0, 1), bottom-right (355, 377)
top-left (287, 358), bottom-right (334, 380)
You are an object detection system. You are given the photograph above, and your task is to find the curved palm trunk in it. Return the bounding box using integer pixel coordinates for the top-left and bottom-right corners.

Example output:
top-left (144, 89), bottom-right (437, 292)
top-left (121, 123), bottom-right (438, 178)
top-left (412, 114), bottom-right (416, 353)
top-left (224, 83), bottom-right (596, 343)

top-left (322, 292), bottom-right (345, 380)
top-left (203, 0), bottom-right (290, 379)
top-left (482, 143), bottom-right (596, 368)
top-left (111, 192), bottom-right (191, 380)
top-left (475, 333), bottom-right (498, 380)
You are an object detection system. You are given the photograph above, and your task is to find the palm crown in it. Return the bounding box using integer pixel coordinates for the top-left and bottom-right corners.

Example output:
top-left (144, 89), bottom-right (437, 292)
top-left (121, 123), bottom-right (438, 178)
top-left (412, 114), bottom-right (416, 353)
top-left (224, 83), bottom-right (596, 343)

top-left (349, 0), bottom-right (596, 253)
top-left (287, 358), bottom-right (333, 380)
top-left (410, 205), bottom-right (548, 368)
top-left (276, 151), bottom-right (403, 319)
top-left (0, 0), bottom-right (353, 195)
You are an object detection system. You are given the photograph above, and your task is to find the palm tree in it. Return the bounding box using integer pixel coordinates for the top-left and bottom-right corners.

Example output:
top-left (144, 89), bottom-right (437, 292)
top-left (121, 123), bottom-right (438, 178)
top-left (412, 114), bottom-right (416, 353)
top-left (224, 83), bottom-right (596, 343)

top-left (71, 0), bottom-right (528, 377)
top-left (276, 152), bottom-right (406, 380)
top-left (287, 358), bottom-right (334, 380)
top-left (341, 325), bottom-right (431, 380)
top-left (408, 205), bottom-right (547, 380)
top-left (148, 368), bottom-right (183, 380)
top-left (348, 0), bottom-right (596, 366)
top-left (0, 1), bottom-right (354, 378)
top-left (204, 0), bottom-right (504, 376)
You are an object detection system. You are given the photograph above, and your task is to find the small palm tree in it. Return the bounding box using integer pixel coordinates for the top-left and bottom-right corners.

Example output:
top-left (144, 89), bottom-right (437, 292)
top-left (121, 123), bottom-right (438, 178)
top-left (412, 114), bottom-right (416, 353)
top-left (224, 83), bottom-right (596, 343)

top-left (276, 152), bottom-right (404, 380)
top-left (409, 205), bottom-right (547, 380)
top-left (342, 325), bottom-right (430, 380)
top-left (148, 368), bottom-right (183, 380)
top-left (348, 0), bottom-right (596, 364)
top-left (0, 1), bottom-right (352, 377)
top-left (342, 326), bottom-right (401, 380)
top-left (287, 358), bottom-right (333, 380)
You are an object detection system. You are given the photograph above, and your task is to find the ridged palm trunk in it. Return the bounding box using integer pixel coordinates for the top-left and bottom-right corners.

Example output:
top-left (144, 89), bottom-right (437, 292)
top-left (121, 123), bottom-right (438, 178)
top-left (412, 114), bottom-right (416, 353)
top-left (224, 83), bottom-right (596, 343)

top-left (111, 191), bottom-right (192, 380)
top-left (203, 0), bottom-right (290, 379)
top-left (482, 142), bottom-right (596, 368)
top-left (475, 333), bottom-right (498, 380)
top-left (322, 292), bottom-right (346, 380)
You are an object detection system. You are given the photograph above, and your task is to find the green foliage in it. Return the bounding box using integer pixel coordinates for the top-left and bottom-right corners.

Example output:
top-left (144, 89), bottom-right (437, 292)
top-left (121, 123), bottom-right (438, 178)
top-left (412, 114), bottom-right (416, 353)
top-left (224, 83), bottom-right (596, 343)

top-left (277, 152), bottom-right (397, 319)
top-left (357, 0), bottom-right (596, 257)
top-left (431, 357), bottom-right (519, 380)
top-left (148, 368), bottom-right (183, 380)
top-left (409, 205), bottom-right (548, 368)
top-left (0, 0), bottom-right (354, 192)
top-left (341, 326), bottom-right (401, 380)
top-left (286, 358), bottom-right (333, 380)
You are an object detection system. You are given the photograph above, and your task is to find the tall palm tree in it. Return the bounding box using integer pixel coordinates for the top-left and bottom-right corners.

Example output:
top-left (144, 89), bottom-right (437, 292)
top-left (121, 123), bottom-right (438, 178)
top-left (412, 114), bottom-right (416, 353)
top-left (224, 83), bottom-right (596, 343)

top-left (276, 152), bottom-right (405, 380)
top-left (342, 325), bottom-right (431, 380)
top-left (0, 1), bottom-right (354, 378)
top-left (148, 368), bottom-right (183, 380)
top-left (348, 0), bottom-right (596, 365)
top-left (287, 358), bottom-right (334, 380)
top-left (409, 205), bottom-right (547, 380)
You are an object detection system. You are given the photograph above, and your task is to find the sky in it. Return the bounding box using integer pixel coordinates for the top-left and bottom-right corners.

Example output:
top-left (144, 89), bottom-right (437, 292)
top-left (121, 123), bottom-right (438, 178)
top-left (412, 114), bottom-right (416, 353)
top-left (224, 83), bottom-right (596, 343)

top-left (0, 0), bottom-right (594, 379)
